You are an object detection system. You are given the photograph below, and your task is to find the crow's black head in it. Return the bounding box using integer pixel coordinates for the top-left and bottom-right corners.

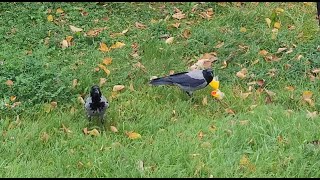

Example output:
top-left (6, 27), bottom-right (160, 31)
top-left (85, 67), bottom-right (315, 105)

top-left (203, 68), bottom-right (214, 84)
top-left (90, 85), bottom-right (102, 101)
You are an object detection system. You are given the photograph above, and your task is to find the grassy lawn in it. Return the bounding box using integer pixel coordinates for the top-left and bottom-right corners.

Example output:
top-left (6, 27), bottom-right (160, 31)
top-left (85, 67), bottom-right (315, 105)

top-left (1, 2), bottom-right (320, 177)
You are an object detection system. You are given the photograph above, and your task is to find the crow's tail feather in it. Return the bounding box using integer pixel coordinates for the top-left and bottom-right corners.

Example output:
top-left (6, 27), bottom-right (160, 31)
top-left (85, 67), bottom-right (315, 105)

top-left (150, 77), bottom-right (173, 86)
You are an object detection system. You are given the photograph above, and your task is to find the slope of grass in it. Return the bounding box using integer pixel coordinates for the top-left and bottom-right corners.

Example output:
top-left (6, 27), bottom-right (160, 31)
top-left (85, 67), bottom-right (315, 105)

top-left (0, 2), bottom-right (320, 178)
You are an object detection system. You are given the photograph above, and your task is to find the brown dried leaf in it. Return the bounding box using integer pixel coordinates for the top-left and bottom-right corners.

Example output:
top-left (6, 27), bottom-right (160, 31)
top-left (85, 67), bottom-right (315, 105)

top-left (182, 29), bottom-right (191, 39)
top-left (172, 12), bottom-right (185, 20)
top-left (113, 85), bottom-right (125, 92)
top-left (61, 123), bottom-right (72, 133)
top-left (306, 110), bottom-right (318, 119)
top-left (198, 131), bottom-right (205, 140)
top-left (165, 37), bottom-right (174, 44)
top-left (256, 79), bottom-right (265, 87)
top-left (41, 132), bottom-right (50, 142)
top-left (240, 92), bottom-right (251, 99)
top-left (285, 86), bottom-right (295, 91)
top-left (171, 22), bottom-right (180, 28)
top-left (259, 50), bottom-right (268, 56)
top-left (215, 41), bottom-right (224, 49)
top-left (225, 108), bottom-right (235, 115)
top-left (311, 68), bottom-right (320, 74)
top-left (83, 127), bottom-right (88, 135)
top-left (110, 126), bottom-right (118, 133)
top-left (88, 129), bottom-right (100, 136)
top-left (78, 96), bottom-right (85, 104)
top-left (110, 42), bottom-right (125, 49)
top-left (133, 62), bottom-right (147, 72)
top-left (276, 47), bottom-right (287, 54)
top-left (50, 101), bottom-right (57, 108)
top-left (97, 64), bottom-right (110, 76)
top-left (202, 96), bottom-right (208, 106)
top-left (69, 25), bottom-right (83, 33)
top-left (135, 22), bottom-right (147, 29)
top-left (61, 39), bottom-right (69, 49)
top-left (99, 78), bottom-right (107, 86)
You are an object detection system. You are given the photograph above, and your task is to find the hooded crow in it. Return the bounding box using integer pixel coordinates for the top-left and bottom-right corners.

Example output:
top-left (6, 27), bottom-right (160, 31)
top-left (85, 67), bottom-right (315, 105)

top-left (150, 69), bottom-right (214, 96)
top-left (84, 85), bottom-right (109, 123)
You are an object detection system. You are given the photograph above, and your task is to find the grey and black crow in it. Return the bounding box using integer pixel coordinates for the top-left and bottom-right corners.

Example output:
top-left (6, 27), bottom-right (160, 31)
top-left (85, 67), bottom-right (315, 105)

top-left (150, 69), bottom-right (214, 96)
top-left (85, 85), bottom-right (109, 123)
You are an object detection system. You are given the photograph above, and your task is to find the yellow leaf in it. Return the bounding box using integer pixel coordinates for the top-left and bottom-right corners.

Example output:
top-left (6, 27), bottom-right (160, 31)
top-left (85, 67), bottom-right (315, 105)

top-left (72, 79), bottom-right (78, 88)
top-left (56, 8), bottom-right (64, 14)
top-left (44, 103), bottom-right (52, 113)
top-left (240, 92), bottom-right (251, 99)
top-left (113, 85), bottom-right (125, 92)
top-left (265, 18), bottom-right (271, 28)
top-left (103, 58), bottom-right (112, 66)
top-left (99, 42), bottom-right (110, 52)
top-left (10, 96), bottom-right (16, 102)
top-left (271, 28), bottom-right (279, 39)
top-left (78, 96), bottom-right (85, 104)
top-left (47, 15), bottom-right (53, 22)
top-left (302, 91), bottom-right (313, 100)
top-left (165, 37), bottom-right (174, 44)
top-left (126, 131), bottom-right (141, 139)
top-left (182, 29), bottom-right (191, 39)
top-left (239, 154), bottom-right (250, 166)
top-left (110, 126), bottom-right (118, 133)
top-left (83, 127), bottom-right (88, 135)
top-left (275, 7), bottom-right (284, 14)
top-left (215, 41), bottom-right (224, 48)
top-left (110, 42), bottom-right (125, 49)
top-left (129, 82), bottom-right (135, 91)
top-left (61, 123), bottom-right (72, 133)
top-left (88, 129), bottom-right (100, 136)
top-left (240, 27), bottom-right (247, 32)
top-left (99, 78), bottom-right (107, 86)
top-left (202, 96), bottom-right (208, 106)
top-left (66, 36), bottom-right (73, 43)
top-left (97, 64), bottom-right (110, 76)
top-left (69, 25), bottom-right (83, 33)
top-left (259, 50), bottom-right (268, 56)
top-left (285, 86), bottom-right (295, 91)
top-left (274, 22), bottom-right (281, 29)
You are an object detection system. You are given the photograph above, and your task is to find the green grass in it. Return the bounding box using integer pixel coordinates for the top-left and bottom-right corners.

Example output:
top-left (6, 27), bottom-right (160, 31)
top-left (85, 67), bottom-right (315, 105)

top-left (1, 2), bottom-right (320, 178)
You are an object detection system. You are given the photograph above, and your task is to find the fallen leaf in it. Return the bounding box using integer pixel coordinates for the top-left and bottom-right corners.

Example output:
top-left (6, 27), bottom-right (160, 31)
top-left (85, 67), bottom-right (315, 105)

top-left (296, 54), bottom-right (303, 61)
top-left (169, 70), bottom-right (175, 75)
top-left (103, 58), bottom-right (112, 66)
top-left (236, 68), bottom-right (248, 79)
top-left (221, 60), bottom-right (228, 69)
top-left (50, 101), bottom-right (57, 108)
top-left (70, 107), bottom-right (76, 115)
top-left (110, 42), bottom-right (125, 49)
top-left (88, 129), bottom-right (100, 136)
top-left (129, 82), bottom-right (135, 91)
top-left (265, 89), bottom-right (276, 97)
top-left (302, 91), bottom-right (314, 106)
top-left (99, 42), bottom-right (110, 52)
top-left (66, 36), bottom-right (73, 44)
top-left (137, 160), bottom-right (144, 173)
top-left (306, 110), bottom-right (317, 119)
top-left (274, 22), bottom-right (281, 29)
top-left (240, 92), bottom-right (251, 99)
top-left (311, 68), bottom-right (320, 74)
top-left (47, 15), bottom-right (53, 22)
top-left (61, 40), bottom-right (69, 49)
top-left (72, 79), bottom-right (78, 88)
top-left (61, 123), bottom-right (72, 133)
top-left (135, 22), bottom-right (147, 29)
top-left (264, 55), bottom-right (281, 62)
top-left (239, 154), bottom-right (250, 166)
top-left (113, 85), bottom-right (125, 92)
top-left (240, 27), bottom-right (247, 32)
top-left (215, 41), bottom-right (224, 48)
top-left (202, 96), bottom-right (208, 106)
top-left (94, 67), bottom-right (100, 72)
top-left (69, 25), bottom-right (83, 33)
top-left (83, 128), bottom-right (88, 135)
top-left (110, 126), bottom-right (118, 133)
top-left (78, 96), bottom-right (85, 104)
top-left (200, 8), bottom-right (214, 19)
top-left (288, 25), bottom-right (295, 30)
top-left (182, 29), bottom-right (191, 39)
top-left (271, 28), bottom-right (279, 39)
top-left (133, 62), bottom-right (147, 72)
top-left (285, 86), bottom-right (295, 91)
top-left (86, 27), bottom-right (107, 37)
top-left (275, 7), bottom-right (284, 14)
top-left (56, 8), bottom-right (64, 14)
top-left (97, 64), bottom-right (110, 76)
top-left (172, 12), bottom-right (185, 20)
top-left (10, 96), bottom-right (16, 101)
top-left (198, 131), bottom-right (205, 140)
top-left (259, 50), bottom-right (268, 56)
top-left (165, 37), bottom-right (174, 44)
top-left (209, 125), bottom-right (217, 132)
top-left (99, 78), bottom-right (107, 86)
top-left (126, 131), bottom-right (141, 139)
top-left (171, 22), bottom-right (180, 28)
top-left (225, 108), bottom-right (235, 115)
top-left (41, 132), bottom-right (50, 142)
top-left (265, 18), bottom-right (271, 28)
top-left (239, 120), bottom-right (249, 125)
top-left (276, 47), bottom-right (287, 54)
top-left (256, 79), bottom-right (265, 87)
